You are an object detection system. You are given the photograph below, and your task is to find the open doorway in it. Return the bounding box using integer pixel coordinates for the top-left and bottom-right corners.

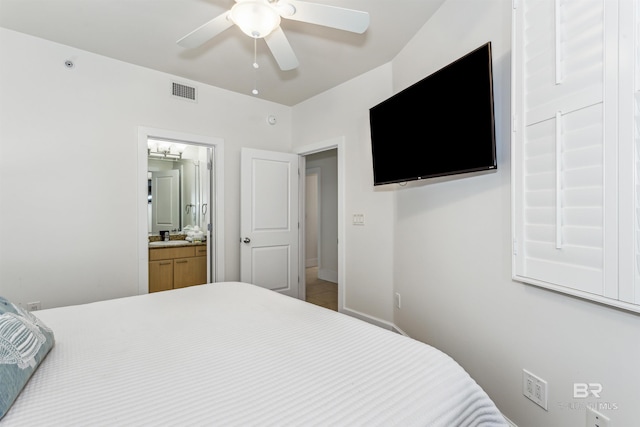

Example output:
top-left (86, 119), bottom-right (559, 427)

top-left (137, 127), bottom-right (225, 295)
top-left (303, 149), bottom-right (338, 311)
top-left (147, 141), bottom-right (212, 292)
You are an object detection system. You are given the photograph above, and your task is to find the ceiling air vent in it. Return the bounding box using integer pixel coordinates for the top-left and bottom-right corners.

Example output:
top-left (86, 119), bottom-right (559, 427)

top-left (172, 82), bottom-right (197, 102)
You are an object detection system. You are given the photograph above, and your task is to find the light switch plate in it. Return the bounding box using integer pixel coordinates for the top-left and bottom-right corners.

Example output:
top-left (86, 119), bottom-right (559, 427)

top-left (352, 213), bottom-right (365, 225)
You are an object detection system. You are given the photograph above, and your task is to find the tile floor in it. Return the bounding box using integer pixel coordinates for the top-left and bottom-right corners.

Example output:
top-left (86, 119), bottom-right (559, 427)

top-left (305, 266), bottom-right (337, 311)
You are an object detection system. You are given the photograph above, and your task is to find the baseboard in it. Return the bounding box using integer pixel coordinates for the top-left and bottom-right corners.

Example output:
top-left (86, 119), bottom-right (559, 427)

top-left (341, 306), bottom-right (409, 335)
top-left (391, 324), bottom-right (410, 337)
top-left (340, 307), bottom-right (395, 331)
top-left (503, 414), bottom-right (517, 426)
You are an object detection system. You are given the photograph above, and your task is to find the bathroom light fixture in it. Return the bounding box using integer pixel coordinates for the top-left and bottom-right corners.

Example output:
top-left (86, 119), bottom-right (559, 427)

top-left (229, 1), bottom-right (281, 39)
top-left (148, 140), bottom-right (186, 160)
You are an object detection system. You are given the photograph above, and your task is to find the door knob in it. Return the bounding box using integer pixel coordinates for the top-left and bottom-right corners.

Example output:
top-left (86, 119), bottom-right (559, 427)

top-left (242, 237), bottom-right (251, 244)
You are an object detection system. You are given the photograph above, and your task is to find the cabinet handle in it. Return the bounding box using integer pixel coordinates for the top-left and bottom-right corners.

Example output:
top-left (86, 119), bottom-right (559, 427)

top-left (176, 260), bottom-right (188, 264)
top-left (159, 261), bottom-right (171, 265)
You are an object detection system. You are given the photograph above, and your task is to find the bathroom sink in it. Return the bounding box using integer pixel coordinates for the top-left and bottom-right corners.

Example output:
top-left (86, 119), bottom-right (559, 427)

top-left (149, 240), bottom-right (189, 247)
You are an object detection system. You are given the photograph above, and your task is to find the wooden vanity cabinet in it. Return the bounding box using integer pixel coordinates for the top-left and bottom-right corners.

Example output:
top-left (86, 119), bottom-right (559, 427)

top-left (149, 260), bottom-right (173, 293)
top-left (173, 257), bottom-right (206, 289)
top-left (148, 244), bottom-right (207, 292)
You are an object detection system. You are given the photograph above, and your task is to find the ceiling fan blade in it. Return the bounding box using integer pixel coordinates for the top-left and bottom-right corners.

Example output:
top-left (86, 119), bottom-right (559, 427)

top-left (177, 12), bottom-right (234, 48)
top-left (280, 0), bottom-right (369, 34)
top-left (264, 27), bottom-right (299, 71)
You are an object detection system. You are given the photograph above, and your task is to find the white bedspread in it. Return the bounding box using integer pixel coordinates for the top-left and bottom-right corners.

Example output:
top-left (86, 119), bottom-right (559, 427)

top-left (3, 282), bottom-right (507, 426)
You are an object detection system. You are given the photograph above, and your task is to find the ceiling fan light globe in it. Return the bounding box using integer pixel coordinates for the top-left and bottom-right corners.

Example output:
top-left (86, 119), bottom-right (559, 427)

top-left (230, 1), bottom-right (281, 39)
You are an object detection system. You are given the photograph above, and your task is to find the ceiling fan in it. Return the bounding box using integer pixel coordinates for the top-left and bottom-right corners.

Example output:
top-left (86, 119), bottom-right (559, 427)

top-left (176, 0), bottom-right (370, 71)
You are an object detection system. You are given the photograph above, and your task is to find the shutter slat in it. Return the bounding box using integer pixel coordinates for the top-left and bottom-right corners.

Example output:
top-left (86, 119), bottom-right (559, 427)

top-left (524, 242), bottom-right (603, 269)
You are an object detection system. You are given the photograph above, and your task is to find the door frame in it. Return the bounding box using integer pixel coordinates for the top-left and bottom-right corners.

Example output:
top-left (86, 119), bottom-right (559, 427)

top-left (305, 167), bottom-right (321, 269)
top-left (137, 126), bottom-right (225, 295)
top-left (295, 137), bottom-right (345, 311)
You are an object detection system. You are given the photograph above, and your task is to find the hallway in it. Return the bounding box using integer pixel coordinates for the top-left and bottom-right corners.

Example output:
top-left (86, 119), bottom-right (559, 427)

top-left (304, 267), bottom-right (337, 311)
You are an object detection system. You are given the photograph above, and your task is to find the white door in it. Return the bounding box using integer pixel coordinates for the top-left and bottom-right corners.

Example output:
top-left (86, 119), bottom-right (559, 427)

top-left (151, 169), bottom-right (180, 233)
top-left (240, 148), bottom-right (300, 298)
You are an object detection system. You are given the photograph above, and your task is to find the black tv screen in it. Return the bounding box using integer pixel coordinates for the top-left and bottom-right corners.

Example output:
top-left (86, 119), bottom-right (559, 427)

top-left (369, 42), bottom-right (497, 186)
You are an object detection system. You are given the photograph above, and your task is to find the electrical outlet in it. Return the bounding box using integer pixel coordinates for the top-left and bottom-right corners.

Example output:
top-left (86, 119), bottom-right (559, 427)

top-left (394, 292), bottom-right (401, 309)
top-left (522, 369), bottom-right (548, 410)
top-left (586, 407), bottom-right (610, 427)
top-left (26, 301), bottom-right (41, 311)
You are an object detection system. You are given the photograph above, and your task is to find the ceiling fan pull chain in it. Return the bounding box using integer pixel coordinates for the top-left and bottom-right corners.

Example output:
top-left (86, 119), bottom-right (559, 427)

top-left (252, 38), bottom-right (259, 95)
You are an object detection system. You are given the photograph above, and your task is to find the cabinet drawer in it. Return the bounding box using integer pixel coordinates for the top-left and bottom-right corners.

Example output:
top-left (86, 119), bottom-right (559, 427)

top-left (195, 245), bottom-right (207, 257)
top-left (149, 246), bottom-right (195, 261)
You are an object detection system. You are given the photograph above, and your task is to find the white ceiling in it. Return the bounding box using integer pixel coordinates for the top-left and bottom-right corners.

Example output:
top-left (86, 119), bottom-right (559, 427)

top-left (0, 0), bottom-right (445, 106)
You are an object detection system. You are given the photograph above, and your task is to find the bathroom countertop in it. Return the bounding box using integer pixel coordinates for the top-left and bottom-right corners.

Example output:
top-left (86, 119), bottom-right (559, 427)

top-left (148, 240), bottom-right (206, 248)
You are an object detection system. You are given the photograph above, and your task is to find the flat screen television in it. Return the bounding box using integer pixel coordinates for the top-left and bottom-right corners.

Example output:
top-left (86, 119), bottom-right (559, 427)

top-left (369, 42), bottom-right (497, 186)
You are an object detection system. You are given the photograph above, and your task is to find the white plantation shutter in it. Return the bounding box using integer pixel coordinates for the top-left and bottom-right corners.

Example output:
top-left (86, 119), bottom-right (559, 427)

top-left (522, 0), bottom-right (604, 124)
top-left (521, 106), bottom-right (605, 293)
top-left (513, 0), bottom-right (640, 311)
top-left (514, 0), bottom-right (609, 295)
top-left (626, 2), bottom-right (640, 304)
top-left (634, 90), bottom-right (640, 303)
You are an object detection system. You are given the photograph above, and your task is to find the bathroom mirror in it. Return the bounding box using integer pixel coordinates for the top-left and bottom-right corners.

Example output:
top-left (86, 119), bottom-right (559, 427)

top-left (147, 141), bottom-right (210, 235)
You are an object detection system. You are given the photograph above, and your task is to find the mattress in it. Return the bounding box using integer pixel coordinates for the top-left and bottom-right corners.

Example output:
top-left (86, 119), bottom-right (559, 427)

top-left (3, 282), bottom-right (507, 426)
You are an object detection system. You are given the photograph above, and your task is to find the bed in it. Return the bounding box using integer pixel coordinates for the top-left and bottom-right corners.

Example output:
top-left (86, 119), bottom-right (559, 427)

top-left (1, 282), bottom-right (507, 426)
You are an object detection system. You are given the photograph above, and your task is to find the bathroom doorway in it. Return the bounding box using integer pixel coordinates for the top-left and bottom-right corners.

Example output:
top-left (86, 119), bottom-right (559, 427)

top-left (137, 127), bottom-right (225, 295)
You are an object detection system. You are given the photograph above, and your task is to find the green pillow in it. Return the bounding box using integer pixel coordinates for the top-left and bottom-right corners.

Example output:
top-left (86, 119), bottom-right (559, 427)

top-left (0, 297), bottom-right (54, 419)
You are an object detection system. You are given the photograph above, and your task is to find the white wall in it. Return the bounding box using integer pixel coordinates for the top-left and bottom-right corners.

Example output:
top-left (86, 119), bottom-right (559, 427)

top-left (0, 28), bottom-right (292, 309)
top-left (391, 1), bottom-right (640, 426)
top-left (293, 64), bottom-right (396, 323)
top-left (304, 171), bottom-right (319, 267)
